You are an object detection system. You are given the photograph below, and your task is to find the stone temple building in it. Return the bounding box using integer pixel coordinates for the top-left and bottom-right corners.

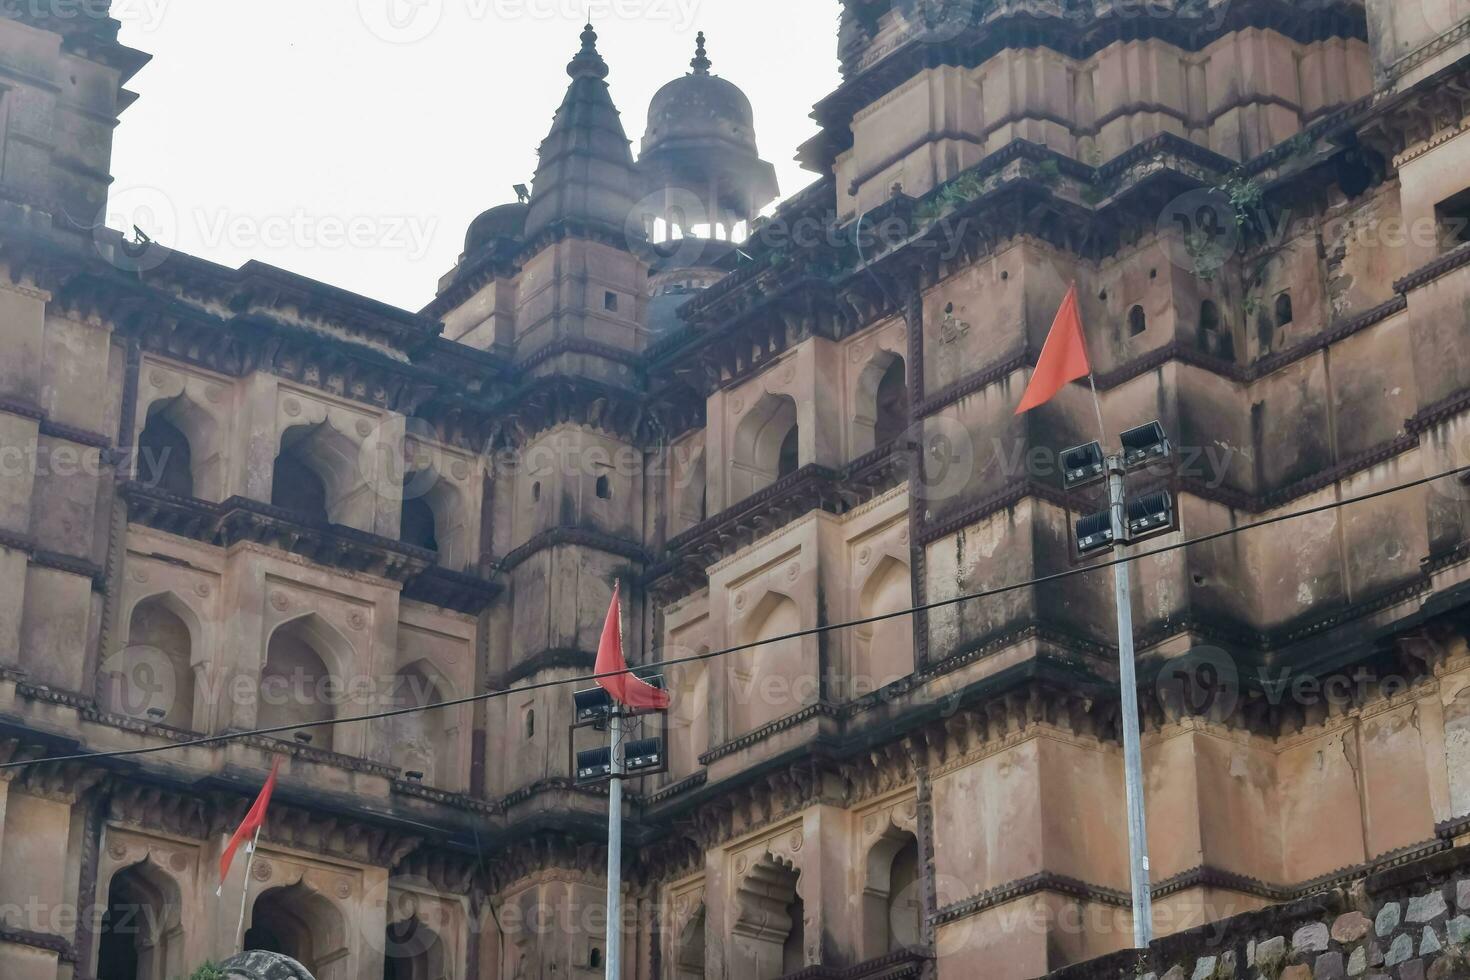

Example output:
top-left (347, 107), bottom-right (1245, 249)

top-left (3, 0), bottom-right (1470, 978)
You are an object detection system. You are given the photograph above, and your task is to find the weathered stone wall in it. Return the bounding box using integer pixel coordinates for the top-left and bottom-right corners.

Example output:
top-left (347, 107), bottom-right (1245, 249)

top-left (1045, 847), bottom-right (1470, 980)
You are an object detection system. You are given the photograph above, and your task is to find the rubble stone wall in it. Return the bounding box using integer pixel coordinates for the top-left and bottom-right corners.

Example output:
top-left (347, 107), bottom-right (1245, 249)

top-left (1045, 846), bottom-right (1470, 980)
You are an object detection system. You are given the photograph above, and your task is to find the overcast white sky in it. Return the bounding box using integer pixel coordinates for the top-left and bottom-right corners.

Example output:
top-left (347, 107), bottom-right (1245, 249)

top-left (110, 0), bottom-right (843, 312)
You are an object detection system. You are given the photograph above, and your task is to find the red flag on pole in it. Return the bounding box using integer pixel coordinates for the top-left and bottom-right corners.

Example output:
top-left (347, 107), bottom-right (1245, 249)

top-left (219, 757), bottom-right (280, 885)
top-left (595, 583), bottom-right (671, 711)
top-left (1015, 283), bottom-right (1092, 414)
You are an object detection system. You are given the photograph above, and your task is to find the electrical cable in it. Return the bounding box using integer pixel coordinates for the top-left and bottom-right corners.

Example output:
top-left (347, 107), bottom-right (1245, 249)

top-left (4, 460), bottom-right (1468, 772)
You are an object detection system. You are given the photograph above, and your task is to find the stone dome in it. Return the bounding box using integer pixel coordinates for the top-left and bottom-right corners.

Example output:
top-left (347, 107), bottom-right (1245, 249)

top-left (642, 33), bottom-right (759, 159)
top-left (463, 202), bottom-right (527, 254)
top-left (638, 32), bottom-right (778, 226)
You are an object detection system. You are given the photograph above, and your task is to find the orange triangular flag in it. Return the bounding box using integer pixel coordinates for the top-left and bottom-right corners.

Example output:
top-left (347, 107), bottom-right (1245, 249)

top-left (595, 583), bottom-right (671, 711)
top-left (1015, 284), bottom-right (1092, 414)
top-left (218, 758), bottom-right (280, 890)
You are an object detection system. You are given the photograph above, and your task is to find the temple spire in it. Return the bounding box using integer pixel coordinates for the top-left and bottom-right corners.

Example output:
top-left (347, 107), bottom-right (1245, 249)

top-left (690, 31), bottom-right (711, 75)
top-left (524, 22), bottom-right (639, 242)
top-left (567, 21), bottom-right (609, 80)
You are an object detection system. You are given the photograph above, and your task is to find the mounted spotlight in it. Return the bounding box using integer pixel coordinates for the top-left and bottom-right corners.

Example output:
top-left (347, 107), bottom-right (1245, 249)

top-left (576, 746), bottom-right (612, 784)
top-left (145, 707), bottom-right (167, 722)
top-left (293, 732), bottom-right (313, 746)
top-left (1125, 490), bottom-right (1175, 542)
top-left (574, 686), bottom-right (613, 724)
top-left (1075, 509), bottom-right (1116, 556)
top-left (1119, 422), bottom-right (1171, 470)
top-left (1061, 441), bottom-right (1106, 490)
top-left (513, 183), bottom-right (531, 204)
top-left (623, 738), bottom-right (664, 773)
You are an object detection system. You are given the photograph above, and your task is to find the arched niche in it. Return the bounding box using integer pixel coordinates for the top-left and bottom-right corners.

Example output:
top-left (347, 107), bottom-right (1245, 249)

top-left (96, 859), bottom-right (184, 980)
top-left (728, 592), bottom-right (805, 738)
top-left (136, 391), bottom-right (225, 501)
top-left (673, 901), bottom-right (706, 979)
top-left (852, 351), bottom-right (908, 456)
top-left (730, 393), bottom-right (799, 501)
top-left (851, 555), bottom-right (915, 700)
top-left (666, 655), bottom-right (710, 779)
top-left (112, 592), bottom-right (200, 730)
top-left (731, 853), bottom-right (804, 979)
top-left (383, 914), bottom-right (447, 980)
top-left (860, 826), bottom-right (922, 958)
top-left (387, 660), bottom-right (460, 789)
top-left (272, 422), bottom-right (372, 529)
top-left (260, 614), bottom-right (354, 753)
top-left (245, 881), bottom-right (348, 980)
top-left (675, 449), bottom-right (709, 532)
top-left (398, 466), bottom-right (473, 570)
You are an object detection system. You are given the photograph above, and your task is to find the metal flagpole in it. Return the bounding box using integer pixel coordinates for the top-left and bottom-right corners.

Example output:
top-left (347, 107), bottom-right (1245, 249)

top-left (1107, 457), bottom-right (1153, 948)
top-left (604, 585), bottom-right (626, 979)
top-left (1085, 362), bottom-right (1154, 949)
top-left (605, 708), bottom-right (624, 978)
top-left (234, 826), bottom-right (263, 953)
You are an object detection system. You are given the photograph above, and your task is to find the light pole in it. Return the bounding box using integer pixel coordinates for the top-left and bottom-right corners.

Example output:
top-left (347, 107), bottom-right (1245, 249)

top-left (1106, 454), bottom-right (1153, 947)
top-left (603, 708), bottom-right (624, 979)
top-left (572, 682), bottom-right (668, 977)
top-left (1064, 421), bottom-right (1172, 948)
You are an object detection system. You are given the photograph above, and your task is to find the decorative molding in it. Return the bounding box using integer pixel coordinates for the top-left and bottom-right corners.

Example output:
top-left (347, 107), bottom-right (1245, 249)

top-left (0, 923), bottom-right (78, 963)
top-left (497, 526), bottom-right (650, 573)
top-left (698, 702), bottom-right (840, 765)
top-left (120, 483), bottom-right (439, 588)
top-left (933, 872), bottom-right (1130, 927)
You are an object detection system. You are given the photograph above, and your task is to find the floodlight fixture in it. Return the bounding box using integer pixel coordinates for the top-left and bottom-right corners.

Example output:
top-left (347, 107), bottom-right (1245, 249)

top-left (1061, 441), bottom-right (1107, 490)
top-left (1075, 510), bottom-right (1116, 556)
top-left (1119, 421), bottom-right (1171, 470)
top-left (623, 738), bottom-right (663, 773)
top-left (574, 686), bottom-right (613, 724)
top-left (576, 746), bottom-right (612, 784)
top-left (1126, 490), bottom-right (1175, 542)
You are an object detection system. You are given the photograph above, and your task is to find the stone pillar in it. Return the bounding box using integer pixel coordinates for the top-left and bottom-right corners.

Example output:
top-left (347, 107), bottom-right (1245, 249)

top-left (236, 373), bottom-right (282, 503)
top-left (0, 774), bottom-right (97, 980)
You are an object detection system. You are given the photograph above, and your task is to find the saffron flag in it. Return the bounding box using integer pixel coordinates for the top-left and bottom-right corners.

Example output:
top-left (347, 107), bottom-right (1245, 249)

top-left (218, 757), bottom-right (281, 889)
top-left (595, 582), bottom-right (671, 711)
top-left (1015, 283), bottom-right (1092, 414)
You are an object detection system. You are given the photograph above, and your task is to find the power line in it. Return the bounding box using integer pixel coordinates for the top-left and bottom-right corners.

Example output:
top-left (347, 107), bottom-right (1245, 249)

top-left (5, 461), bottom-right (1469, 772)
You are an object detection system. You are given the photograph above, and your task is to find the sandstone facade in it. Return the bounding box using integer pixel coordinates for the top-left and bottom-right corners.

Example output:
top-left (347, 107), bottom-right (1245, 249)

top-left (1, 2), bottom-right (1470, 979)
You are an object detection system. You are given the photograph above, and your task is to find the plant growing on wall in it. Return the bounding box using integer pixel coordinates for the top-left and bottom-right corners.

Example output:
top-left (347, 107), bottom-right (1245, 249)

top-left (187, 962), bottom-right (228, 980)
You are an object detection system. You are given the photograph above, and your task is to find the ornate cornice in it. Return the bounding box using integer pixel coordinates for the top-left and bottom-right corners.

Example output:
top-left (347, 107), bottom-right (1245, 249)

top-left (497, 526), bottom-right (650, 573)
top-left (400, 564), bottom-right (501, 615)
top-left (497, 648), bottom-right (597, 687)
top-left (0, 923), bottom-right (77, 963)
top-left (934, 872), bottom-right (1130, 928)
top-left (698, 703), bottom-right (842, 766)
top-left (1395, 240), bottom-right (1470, 294)
top-left (151, 256), bottom-right (441, 354)
top-left (29, 547), bottom-right (106, 588)
top-left (778, 948), bottom-right (930, 980)
top-left (120, 482), bottom-right (438, 587)
top-left (1150, 864), bottom-right (1290, 903)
